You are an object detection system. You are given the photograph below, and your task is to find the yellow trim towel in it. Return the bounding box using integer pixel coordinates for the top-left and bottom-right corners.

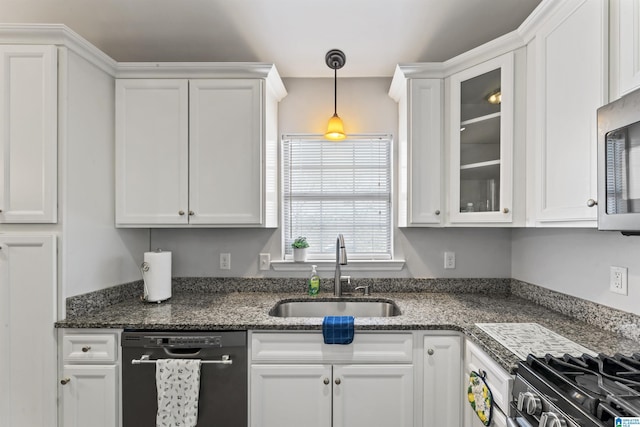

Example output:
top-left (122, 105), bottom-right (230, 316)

top-left (156, 359), bottom-right (202, 427)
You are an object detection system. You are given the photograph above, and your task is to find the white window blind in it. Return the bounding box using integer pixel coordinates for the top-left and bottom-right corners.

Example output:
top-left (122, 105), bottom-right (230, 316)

top-left (282, 135), bottom-right (392, 260)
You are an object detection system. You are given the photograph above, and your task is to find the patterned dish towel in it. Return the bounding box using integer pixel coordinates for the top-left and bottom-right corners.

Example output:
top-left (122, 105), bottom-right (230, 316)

top-left (156, 359), bottom-right (202, 427)
top-left (322, 316), bottom-right (355, 344)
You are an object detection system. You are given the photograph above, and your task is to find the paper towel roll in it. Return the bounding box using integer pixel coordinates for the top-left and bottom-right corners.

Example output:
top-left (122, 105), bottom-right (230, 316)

top-left (142, 250), bottom-right (172, 303)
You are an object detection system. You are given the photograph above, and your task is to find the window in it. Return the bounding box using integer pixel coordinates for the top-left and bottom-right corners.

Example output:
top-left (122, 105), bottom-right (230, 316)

top-left (282, 135), bottom-right (392, 260)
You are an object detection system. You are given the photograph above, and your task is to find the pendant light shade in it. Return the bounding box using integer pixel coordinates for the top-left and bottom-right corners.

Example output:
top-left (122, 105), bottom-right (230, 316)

top-left (324, 49), bottom-right (347, 141)
top-left (325, 113), bottom-right (346, 141)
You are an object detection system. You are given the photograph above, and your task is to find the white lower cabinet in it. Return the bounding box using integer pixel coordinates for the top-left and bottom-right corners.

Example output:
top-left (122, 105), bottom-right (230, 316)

top-left (251, 364), bottom-right (332, 427)
top-left (464, 340), bottom-right (513, 427)
top-left (60, 330), bottom-right (121, 427)
top-left (250, 363), bottom-right (413, 427)
top-left (423, 334), bottom-right (462, 427)
top-left (60, 365), bottom-right (118, 427)
top-left (249, 331), bottom-right (414, 427)
top-left (334, 364), bottom-right (414, 427)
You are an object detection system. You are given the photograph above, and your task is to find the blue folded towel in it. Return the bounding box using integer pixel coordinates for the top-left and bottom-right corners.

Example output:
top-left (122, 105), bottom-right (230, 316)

top-left (322, 316), bottom-right (354, 345)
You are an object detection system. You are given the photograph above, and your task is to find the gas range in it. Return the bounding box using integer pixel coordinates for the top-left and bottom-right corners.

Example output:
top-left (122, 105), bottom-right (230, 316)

top-left (510, 353), bottom-right (640, 427)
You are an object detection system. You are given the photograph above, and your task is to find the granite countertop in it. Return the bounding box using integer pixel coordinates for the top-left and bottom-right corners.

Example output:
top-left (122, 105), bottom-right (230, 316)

top-left (56, 289), bottom-right (640, 373)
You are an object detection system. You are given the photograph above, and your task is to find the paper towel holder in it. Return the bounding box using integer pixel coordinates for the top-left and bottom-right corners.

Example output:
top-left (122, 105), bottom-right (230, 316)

top-left (140, 249), bottom-right (172, 304)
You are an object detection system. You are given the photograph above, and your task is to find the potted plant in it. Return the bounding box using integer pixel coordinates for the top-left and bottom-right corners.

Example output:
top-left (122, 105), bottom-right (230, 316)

top-left (291, 236), bottom-right (309, 262)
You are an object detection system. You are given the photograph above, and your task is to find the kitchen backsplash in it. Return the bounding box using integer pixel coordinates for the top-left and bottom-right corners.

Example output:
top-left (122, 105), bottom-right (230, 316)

top-left (65, 277), bottom-right (640, 342)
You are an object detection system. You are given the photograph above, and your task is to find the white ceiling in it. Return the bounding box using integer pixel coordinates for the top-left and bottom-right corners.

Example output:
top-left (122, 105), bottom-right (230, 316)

top-left (1, 0), bottom-right (542, 77)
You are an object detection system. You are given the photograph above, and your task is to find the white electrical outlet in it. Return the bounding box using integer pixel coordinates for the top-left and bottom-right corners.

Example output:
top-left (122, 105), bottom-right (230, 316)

top-left (610, 266), bottom-right (628, 295)
top-left (444, 252), bottom-right (456, 269)
top-left (259, 253), bottom-right (271, 271)
top-left (220, 253), bottom-right (231, 270)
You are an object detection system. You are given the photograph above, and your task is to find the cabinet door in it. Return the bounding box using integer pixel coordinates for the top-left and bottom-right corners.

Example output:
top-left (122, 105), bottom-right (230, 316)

top-left (400, 79), bottom-right (443, 226)
top-left (250, 364), bottom-right (332, 427)
top-left (0, 235), bottom-right (57, 427)
top-left (189, 79), bottom-right (264, 225)
top-left (115, 79), bottom-right (189, 225)
top-left (333, 364), bottom-right (414, 427)
top-left (61, 365), bottom-right (118, 427)
top-left (530, 0), bottom-right (606, 225)
top-left (0, 45), bottom-right (57, 223)
top-left (449, 52), bottom-right (514, 224)
top-left (611, 0), bottom-right (640, 99)
top-left (424, 335), bottom-right (462, 427)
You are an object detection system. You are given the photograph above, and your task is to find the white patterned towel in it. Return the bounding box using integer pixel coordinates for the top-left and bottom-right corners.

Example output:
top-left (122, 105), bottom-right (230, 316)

top-left (156, 359), bottom-right (202, 427)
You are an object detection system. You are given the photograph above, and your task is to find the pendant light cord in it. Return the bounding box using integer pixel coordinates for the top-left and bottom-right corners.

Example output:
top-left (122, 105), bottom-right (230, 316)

top-left (333, 67), bottom-right (338, 115)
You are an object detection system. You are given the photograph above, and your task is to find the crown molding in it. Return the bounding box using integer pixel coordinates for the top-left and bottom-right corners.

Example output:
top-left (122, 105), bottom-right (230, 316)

top-left (0, 24), bottom-right (117, 75)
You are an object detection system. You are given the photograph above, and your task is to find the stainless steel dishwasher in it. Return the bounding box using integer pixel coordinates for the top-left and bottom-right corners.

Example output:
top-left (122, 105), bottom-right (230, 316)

top-left (121, 330), bottom-right (247, 426)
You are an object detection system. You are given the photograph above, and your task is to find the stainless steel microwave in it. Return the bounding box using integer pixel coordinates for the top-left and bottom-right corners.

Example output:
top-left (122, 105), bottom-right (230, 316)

top-left (597, 87), bottom-right (640, 234)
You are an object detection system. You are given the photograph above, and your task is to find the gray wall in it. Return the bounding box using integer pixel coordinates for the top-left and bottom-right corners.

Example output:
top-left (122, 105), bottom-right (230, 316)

top-left (151, 77), bottom-right (513, 280)
top-left (512, 228), bottom-right (640, 315)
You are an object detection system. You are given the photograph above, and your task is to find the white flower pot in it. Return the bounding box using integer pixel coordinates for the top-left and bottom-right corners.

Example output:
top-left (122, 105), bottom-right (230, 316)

top-left (293, 248), bottom-right (308, 262)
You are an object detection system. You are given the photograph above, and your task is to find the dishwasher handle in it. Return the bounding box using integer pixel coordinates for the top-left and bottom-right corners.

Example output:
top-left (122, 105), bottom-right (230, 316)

top-left (131, 354), bottom-right (233, 365)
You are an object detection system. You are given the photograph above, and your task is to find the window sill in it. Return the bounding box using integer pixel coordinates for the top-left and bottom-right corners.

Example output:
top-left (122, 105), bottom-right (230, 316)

top-left (270, 259), bottom-right (405, 272)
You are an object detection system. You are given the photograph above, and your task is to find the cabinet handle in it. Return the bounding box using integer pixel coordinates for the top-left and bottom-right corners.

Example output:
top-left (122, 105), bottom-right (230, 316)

top-left (189, 211), bottom-right (194, 216)
top-left (435, 210), bottom-right (440, 215)
top-left (323, 378), bottom-right (330, 385)
top-left (82, 346), bottom-right (91, 353)
top-left (60, 378), bottom-right (71, 385)
top-left (587, 199), bottom-right (597, 207)
top-left (502, 208), bottom-right (510, 214)
top-left (427, 348), bottom-right (435, 356)
top-left (334, 378), bottom-right (341, 385)
top-left (178, 210), bottom-right (185, 216)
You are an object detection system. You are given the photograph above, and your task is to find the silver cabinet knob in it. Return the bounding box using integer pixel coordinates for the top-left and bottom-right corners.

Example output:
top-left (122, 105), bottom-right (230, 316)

top-left (178, 210), bottom-right (185, 216)
top-left (60, 378), bottom-right (71, 385)
top-left (435, 210), bottom-right (440, 215)
top-left (502, 208), bottom-right (510, 214)
top-left (323, 378), bottom-right (330, 385)
top-left (587, 199), bottom-right (597, 207)
top-left (334, 378), bottom-right (341, 385)
top-left (427, 348), bottom-right (434, 356)
top-left (81, 346), bottom-right (91, 353)
top-left (189, 211), bottom-right (194, 216)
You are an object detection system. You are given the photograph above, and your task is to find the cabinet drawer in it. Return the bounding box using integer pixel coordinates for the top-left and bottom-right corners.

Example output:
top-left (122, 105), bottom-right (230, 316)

top-left (62, 333), bottom-right (117, 363)
top-left (465, 340), bottom-right (513, 411)
top-left (251, 332), bottom-right (413, 363)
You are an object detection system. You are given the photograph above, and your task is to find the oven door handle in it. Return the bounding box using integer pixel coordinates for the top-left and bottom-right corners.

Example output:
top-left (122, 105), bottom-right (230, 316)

top-left (131, 354), bottom-right (233, 365)
top-left (507, 417), bottom-right (534, 427)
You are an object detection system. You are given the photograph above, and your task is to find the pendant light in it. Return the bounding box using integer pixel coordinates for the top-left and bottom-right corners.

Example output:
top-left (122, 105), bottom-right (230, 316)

top-left (324, 49), bottom-right (347, 141)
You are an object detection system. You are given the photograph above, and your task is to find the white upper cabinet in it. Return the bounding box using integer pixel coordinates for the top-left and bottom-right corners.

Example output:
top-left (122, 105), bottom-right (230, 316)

top-left (115, 79), bottom-right (189, 225)
top-left (0, 45), bottom-right (57, 223)
top-left (389, 74), bottom-right (443, 227)
top-left (189, 79), bottom-right (263, 225)
top-left (610, 0), bottom-right (640, 100)
top-left (528, 0), bottom-right (607, 226)
top-left (115, 66), bottom-right (285, 227)
top-left (449, 52), bottom-right (515, 224)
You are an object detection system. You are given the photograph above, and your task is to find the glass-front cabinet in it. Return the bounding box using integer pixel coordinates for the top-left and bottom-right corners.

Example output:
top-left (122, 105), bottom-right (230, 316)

top-left (449, 52), bottom-right (514, 224)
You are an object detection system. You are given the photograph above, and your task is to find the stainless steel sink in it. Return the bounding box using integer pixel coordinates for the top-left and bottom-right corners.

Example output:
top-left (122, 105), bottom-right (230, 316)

top-left (269, 299), bottom-right (401, 318)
